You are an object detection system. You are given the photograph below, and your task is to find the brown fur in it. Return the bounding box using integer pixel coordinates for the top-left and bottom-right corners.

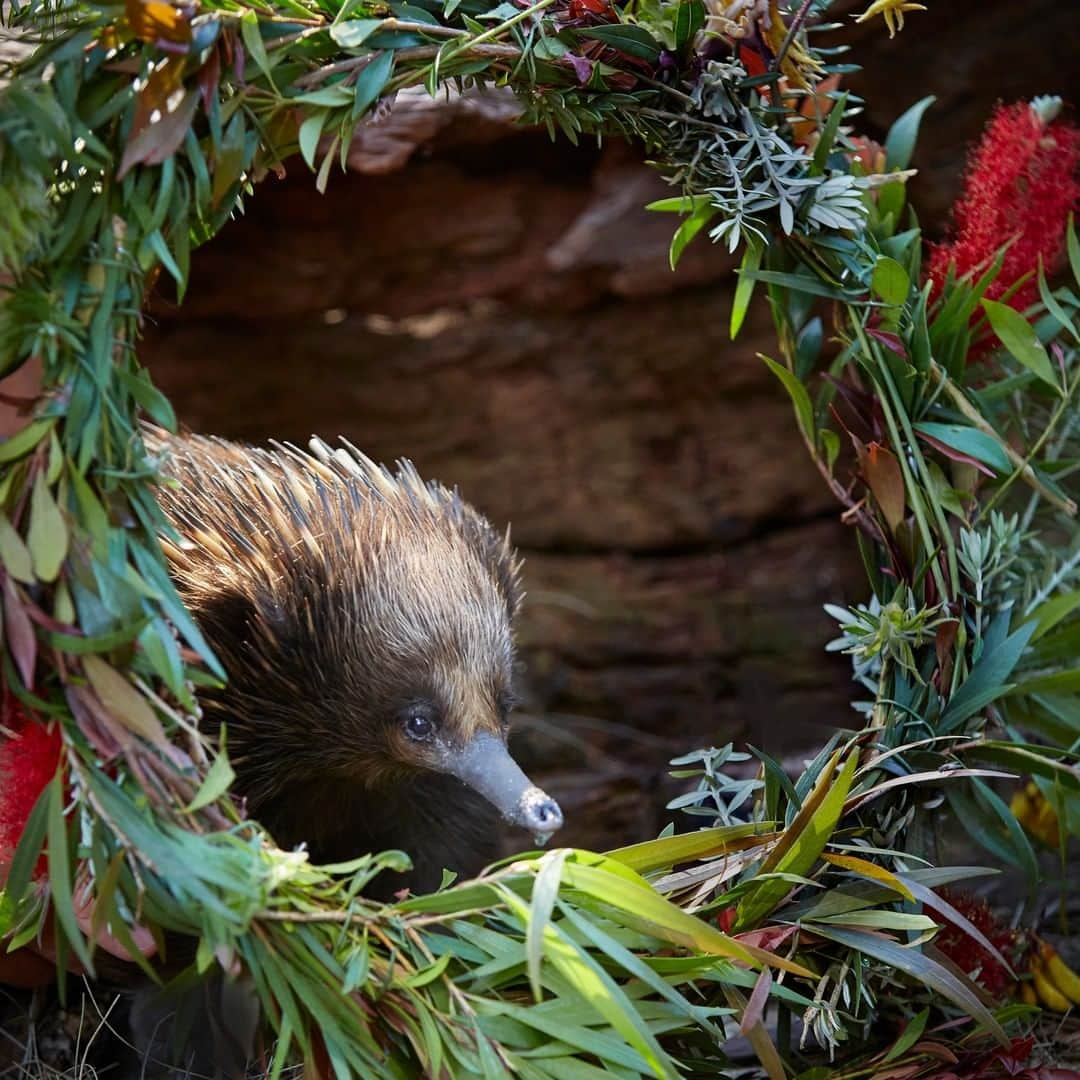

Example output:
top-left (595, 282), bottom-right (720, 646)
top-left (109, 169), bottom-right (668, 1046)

top-left (147, 429), bottom-right (524, 894)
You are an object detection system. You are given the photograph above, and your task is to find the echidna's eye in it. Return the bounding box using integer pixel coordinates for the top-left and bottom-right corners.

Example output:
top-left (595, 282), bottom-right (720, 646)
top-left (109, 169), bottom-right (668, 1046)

top-left (402, 711), bottom-right (436, 741)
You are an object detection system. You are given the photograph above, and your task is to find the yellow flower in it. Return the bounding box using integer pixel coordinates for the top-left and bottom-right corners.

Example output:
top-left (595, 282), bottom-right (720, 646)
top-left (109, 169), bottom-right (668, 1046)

top-left (854, 0), bottom-right (927, 38)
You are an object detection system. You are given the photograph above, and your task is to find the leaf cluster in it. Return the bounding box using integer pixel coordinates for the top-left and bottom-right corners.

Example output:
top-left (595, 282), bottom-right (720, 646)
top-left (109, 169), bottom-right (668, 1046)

top-left (0, 0), bottom-right (1077, 1075)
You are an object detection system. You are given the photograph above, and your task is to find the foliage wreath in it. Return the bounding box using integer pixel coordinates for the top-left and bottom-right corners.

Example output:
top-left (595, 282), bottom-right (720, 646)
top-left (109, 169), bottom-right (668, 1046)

top-left (1, 0), bottom-right (1080, 1075)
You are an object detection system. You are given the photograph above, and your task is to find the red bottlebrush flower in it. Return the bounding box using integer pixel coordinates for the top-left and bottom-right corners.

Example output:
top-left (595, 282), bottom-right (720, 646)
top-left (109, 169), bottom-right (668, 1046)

top-left (926, 99), bottom-right (1080, 315)
top-left (0, 689), bottom-right (62, 880)
top-left (933, 888), bottom-right (1022, 998)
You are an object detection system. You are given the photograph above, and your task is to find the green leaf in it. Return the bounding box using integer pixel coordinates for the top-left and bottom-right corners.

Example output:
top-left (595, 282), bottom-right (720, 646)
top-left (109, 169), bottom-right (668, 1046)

top-left (576, 24), bottom-right (662, 62)
top-left (4, 781), bottom-right (52, 910)
top-left (119, 370), bottom-right (177, 433)
top-left (292, 86), bottom-right (353, 107)
top-left (940, 617), bottom-right (1037, 731)
top-left (1012, 667), bottom-right (1080, 695)
top-left (743, 268), bottom-right (857, 300)
top-left (871, 256), bottom-right (910, 306)
top-left (145, 229), bottom-right (183, 287)
top-left (885, 95), bottom-right (935, 171)
top-left (186, 745), bottom-right (237, 812)
top-left (736, 751), bottom-right (858, 930)
top-left (881, 1007), bottom-right (929, 1064)
top-left (315, 134), bottom-right (339, 194)
top-left (811, 910), bottom-right (938, 931)
top-left (646, 195), bottom-right (711, 214)
top-left (0, 891), bottom-right (15, 937)
top-left (1068, 213), bottom-right (1080, 292)
top-left (28, 471), bottom-right (68, 582)
top-left (0, 512), bottom-right (34, 583)
top-left (210, 110), bottom-right (248, 210)
top-left (669, 204), bottom-right (717, 270)
top-left (557, 858), bottom-right (767, 969)
top-left (330, 18), bottom-right (384, 47)
top-left (240, 11), bottom-right (277, 87)
top-left (527, 848), bottom-right (568, 1002)
top-left (981, 299), bottom-right (1060, 392)
top-left (0, 419), bottom-right (54, 463)
top-left (760, 354), bottom-right (814, 441)
top-left (811, 924), bottom-right (1008, 1045)
top-left (403, 952), bottom-right (452, 988)
top-left (966, 742), bottom-right (1080, 793)
top-left (811, 90), bottom-right (849, 175)
top-left (1037, 263), bottom-right (1080, 344)
top-left (673, 0), bottom-right (704, 49)
top-left (557, 900), bottom-right (722, 1037)
top-left (83, 654), bottom-right (169, 748)
top-left (1025, 589), bottom-right (1080, 641)
top-left (298, 111), bottom-right (327, 169)
top-left (608, 822), bottom-right (773, 874)
top-left (821, 428), bottom-right (840, 472)
top-left (499, 887), bottom-right (676, 1079)
top-left (913, 422), bottom-right (1012, 475)
top-left (730, 237), bottom-right (763, 338)
top-left (47, 773), bottom-right (95, 973)
top-left (353, 49), bottom-right (395, 120)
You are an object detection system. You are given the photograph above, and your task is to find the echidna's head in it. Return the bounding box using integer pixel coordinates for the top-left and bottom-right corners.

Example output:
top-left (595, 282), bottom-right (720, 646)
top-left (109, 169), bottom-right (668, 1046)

top-left (153, 432), bottom-right (563, 849)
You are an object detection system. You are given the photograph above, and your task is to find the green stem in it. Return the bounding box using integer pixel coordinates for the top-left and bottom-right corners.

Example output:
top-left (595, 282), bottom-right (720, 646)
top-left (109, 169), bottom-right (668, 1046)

top-left (877, 351), bottom-right (959, 599)
top-left (974, 362), bottom-right (1080, 525)
top-left (459, 0), bottom-right (556, 48)
top-left (852, 323), bottom-right (951, 602)
top-left (929, 362), bottom-right (1078, 518)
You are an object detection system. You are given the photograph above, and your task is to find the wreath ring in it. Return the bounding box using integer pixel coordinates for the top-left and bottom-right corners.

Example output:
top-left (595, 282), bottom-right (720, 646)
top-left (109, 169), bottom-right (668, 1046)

top-left (1, 0), bottom-right (1079, 1074)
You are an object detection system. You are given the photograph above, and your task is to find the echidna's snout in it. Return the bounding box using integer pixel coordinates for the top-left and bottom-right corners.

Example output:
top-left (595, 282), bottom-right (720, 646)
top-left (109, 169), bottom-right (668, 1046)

top-left (438, 733), bottom-right (563, 842)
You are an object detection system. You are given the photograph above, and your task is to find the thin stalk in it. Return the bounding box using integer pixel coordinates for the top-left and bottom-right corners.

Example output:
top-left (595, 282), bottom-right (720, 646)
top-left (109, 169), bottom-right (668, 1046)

top-left (975, 362), bottom-right (1080, 524)
top-left (853, 324), bottom-right (951, 602)
top-left (772, 0), bottom-right (814, 72)
top-left (1025, 546), bottom-right (1080, 616)
top-left (1019, 411), bottom-right (1077, 530)
top-left (929, 362), bottom-right (1078, 517)
top-left (296, 41), bottom-right (522, 88)
top-left (856, 325), bottom-right (959, 599)
top-left (459, 0), bottom-right (555, 48)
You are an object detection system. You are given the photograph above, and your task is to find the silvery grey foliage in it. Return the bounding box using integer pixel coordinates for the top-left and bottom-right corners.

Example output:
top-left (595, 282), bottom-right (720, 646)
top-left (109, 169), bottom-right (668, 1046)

top-left (690, 106), bottom-right (869, 253)
top-left (691, 58), bottom-right (748, 121)
top-left (958, 512), bottom-right (1024, 631)
top-left (667, 743), bottom-right (762, 824)
top-left (825, 589), bottom-right (949, 699)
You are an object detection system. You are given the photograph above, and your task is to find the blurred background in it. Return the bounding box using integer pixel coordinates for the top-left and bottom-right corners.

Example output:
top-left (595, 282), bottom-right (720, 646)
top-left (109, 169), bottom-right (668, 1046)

top-left (68, 0), bottom-right (1080, 850)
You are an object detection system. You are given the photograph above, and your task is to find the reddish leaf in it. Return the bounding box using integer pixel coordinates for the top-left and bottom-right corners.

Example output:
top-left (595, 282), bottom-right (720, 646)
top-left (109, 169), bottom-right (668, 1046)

top-left (860, 441), bottom-right (906, 533)
top-left (935, 618), bottom-right (959, 690)
top-left (65, 684), bottom-right (130, 759)
top-left (197, 44), bottom-right (221, 111)
top-left (739, 965), bottom-right (772, 1036)
top-left (910, 1041), bottom-right (958, 1063)
top-left (2, 576), bottom-right (36, 689)
top-left (734, 924), bottom-right (798, 953)
top-left (824, 373), bottom-right (883, 443)
top-left (117, 59), bottom-right (196, 179)
top-left (867, 327), bottom-right (908, 358)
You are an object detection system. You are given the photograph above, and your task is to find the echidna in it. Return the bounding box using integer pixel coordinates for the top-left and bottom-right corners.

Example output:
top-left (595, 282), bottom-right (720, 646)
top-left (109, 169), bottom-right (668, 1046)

top-left (148, 429), bottom-right (563, 895)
